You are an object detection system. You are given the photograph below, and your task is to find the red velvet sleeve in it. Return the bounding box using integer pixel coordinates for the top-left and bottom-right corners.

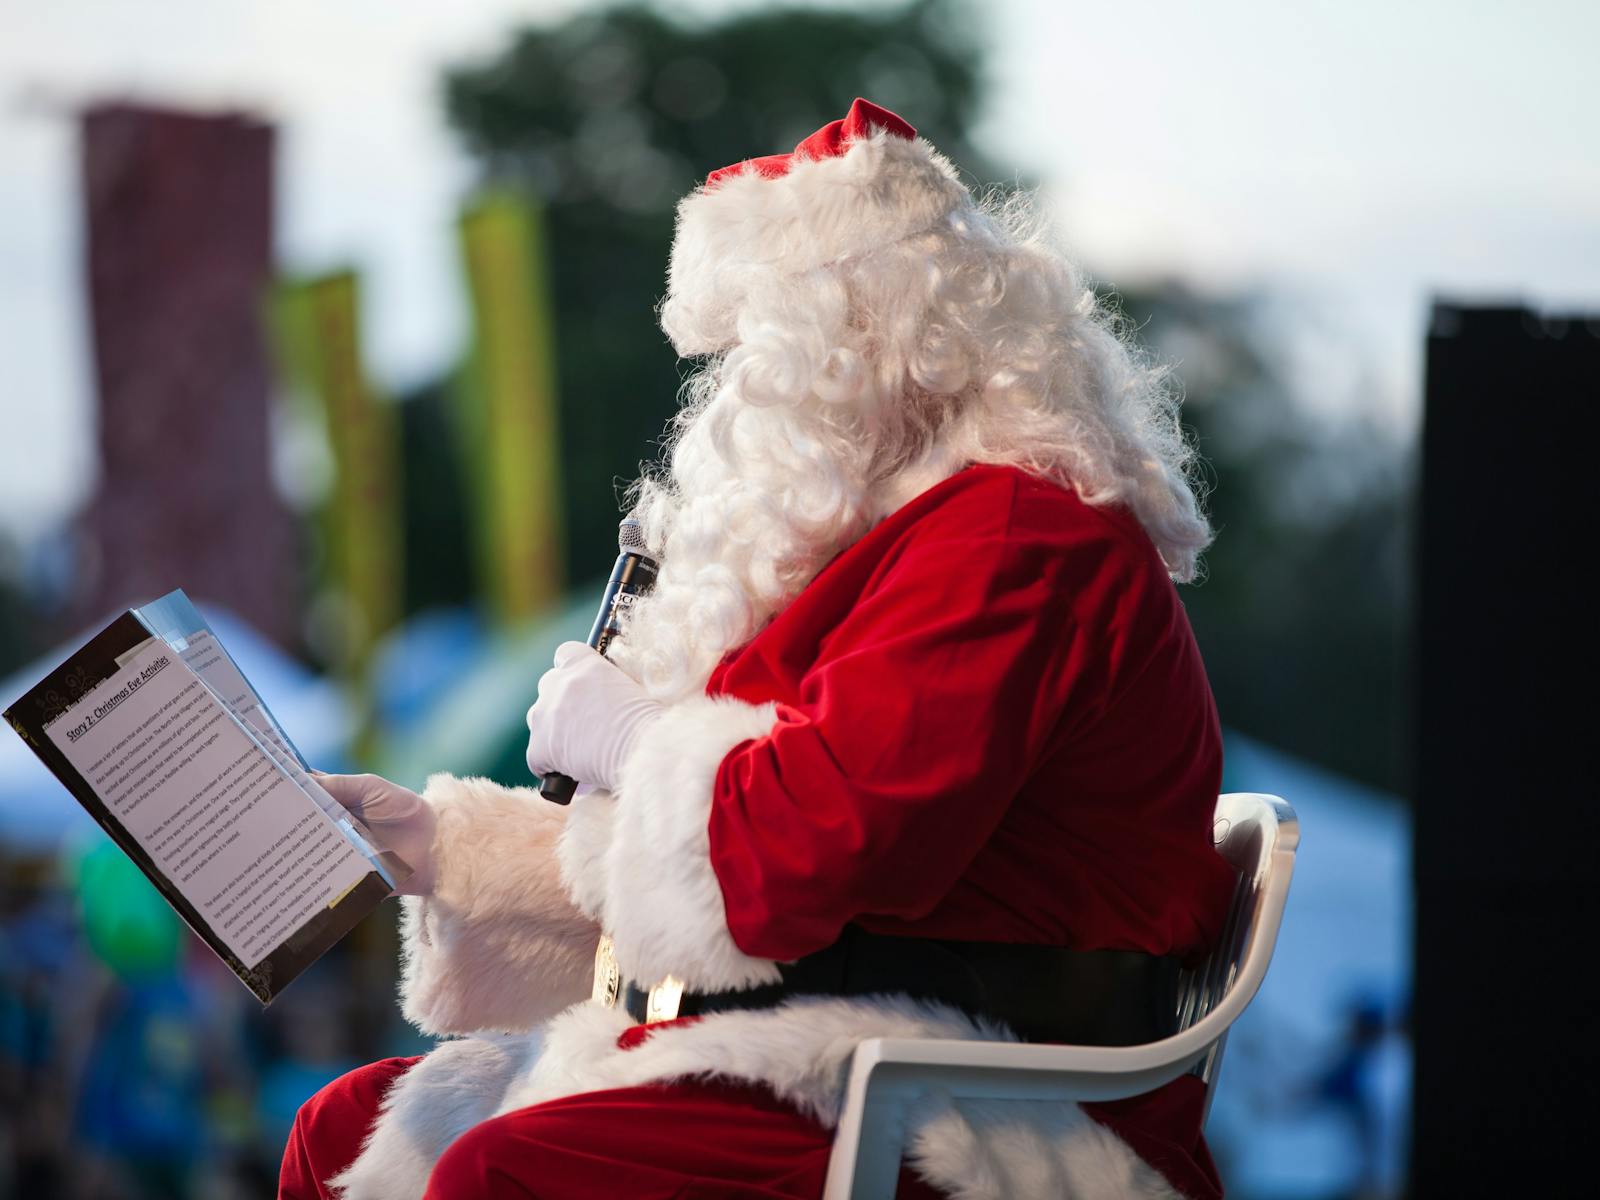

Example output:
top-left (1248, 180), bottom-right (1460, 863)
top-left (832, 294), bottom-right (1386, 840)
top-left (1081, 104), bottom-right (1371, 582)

top-left (706, 477), bottom-right (1107, 962)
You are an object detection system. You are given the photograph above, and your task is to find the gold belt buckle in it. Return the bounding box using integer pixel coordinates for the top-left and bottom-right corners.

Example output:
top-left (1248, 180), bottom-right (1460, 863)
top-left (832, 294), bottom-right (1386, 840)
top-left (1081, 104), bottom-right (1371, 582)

top-left (593, 934), bottom-right (685, 1022)
top-left (645, 975), bottom-right (684, 1023)
top-left (591, 934), bottom-right (620, 1008)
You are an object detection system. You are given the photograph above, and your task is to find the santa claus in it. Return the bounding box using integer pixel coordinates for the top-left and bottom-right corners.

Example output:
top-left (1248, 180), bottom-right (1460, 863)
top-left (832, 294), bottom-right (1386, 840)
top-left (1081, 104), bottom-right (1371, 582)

top-left (281, 99), bottom-right (1234, 1200)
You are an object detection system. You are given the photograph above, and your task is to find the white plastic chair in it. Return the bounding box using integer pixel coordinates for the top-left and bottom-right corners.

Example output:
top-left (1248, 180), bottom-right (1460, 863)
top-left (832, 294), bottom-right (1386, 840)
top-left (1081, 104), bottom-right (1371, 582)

top-left (823, 792), bottom-right (1299, 1199)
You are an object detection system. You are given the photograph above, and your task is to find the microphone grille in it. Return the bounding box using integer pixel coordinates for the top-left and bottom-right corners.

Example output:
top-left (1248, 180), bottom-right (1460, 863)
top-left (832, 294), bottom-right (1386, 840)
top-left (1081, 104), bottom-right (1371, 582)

top-left (617, 517), bottom-right (651, 556)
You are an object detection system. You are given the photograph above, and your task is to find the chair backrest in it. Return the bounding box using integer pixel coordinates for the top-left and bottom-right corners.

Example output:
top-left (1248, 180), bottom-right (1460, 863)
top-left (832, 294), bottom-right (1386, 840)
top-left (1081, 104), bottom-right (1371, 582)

top-left (1176, 792), bottom-right (1300, 1111)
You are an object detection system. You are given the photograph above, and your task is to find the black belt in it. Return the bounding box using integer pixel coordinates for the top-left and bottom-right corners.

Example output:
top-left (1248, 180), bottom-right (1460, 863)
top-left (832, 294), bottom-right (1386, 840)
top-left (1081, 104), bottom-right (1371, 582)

top-left (623, 925), bottom-right (1181, 1046)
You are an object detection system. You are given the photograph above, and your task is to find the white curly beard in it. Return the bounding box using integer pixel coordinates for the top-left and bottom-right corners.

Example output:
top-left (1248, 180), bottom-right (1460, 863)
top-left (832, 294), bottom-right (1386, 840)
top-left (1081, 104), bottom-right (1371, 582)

top-left (609, 378), bottom-right (895, 703)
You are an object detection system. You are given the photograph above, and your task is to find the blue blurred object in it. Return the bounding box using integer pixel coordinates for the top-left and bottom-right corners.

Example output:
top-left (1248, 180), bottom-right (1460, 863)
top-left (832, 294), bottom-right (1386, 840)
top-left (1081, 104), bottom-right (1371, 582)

top-left (0, 890), bottom-right (82, 1075)
top-left (255, 1056), bottom-right (359, 1155)
top-left (366, 606), bottom-right (486, 733)
top-left (1207, 732), bottom-right (1412, 1200)
top-left (74, 974), bottom-right (209, 1161)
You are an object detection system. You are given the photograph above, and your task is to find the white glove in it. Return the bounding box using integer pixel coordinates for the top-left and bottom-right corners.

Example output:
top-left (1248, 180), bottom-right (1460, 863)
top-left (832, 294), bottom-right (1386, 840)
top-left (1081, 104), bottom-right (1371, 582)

top-left (526, 641), bottom-right (665, 794)
top-left (313, 772), bottom-right (437, 897)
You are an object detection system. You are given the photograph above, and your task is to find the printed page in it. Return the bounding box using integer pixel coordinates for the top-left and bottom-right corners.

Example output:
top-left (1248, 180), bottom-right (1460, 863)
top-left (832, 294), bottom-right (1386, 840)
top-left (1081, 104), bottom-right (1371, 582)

top-left (43, 637), bottom-right (371, 969)
top-left (171, 629), bottom-right (397, 880)
top-left (172, 628), bottom-right (297, 757)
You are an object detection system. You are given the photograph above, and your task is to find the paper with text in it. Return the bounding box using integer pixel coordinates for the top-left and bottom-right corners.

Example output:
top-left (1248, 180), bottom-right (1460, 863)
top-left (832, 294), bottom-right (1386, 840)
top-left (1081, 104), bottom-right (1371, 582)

top-left (173, 630), bottom-right (388, 872)
top-left (44, 638), bottom-right (370, 968)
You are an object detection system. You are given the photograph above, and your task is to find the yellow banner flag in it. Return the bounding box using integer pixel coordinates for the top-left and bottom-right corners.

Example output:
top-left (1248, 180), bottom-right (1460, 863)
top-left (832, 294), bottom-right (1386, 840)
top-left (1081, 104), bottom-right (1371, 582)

top-left (456, 191), bottom-right (565, 625)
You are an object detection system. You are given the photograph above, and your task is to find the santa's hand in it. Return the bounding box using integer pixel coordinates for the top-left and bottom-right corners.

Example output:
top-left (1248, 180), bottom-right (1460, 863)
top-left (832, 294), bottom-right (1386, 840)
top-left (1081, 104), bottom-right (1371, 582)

top-left (312, 772), bottom-right (437, 897)
top-left (526, 641), bottom-right (664, 794)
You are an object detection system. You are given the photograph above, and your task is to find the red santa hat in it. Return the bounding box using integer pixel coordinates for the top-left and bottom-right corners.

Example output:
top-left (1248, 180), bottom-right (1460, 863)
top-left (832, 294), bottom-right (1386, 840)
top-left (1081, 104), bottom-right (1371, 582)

top-left (660, 97), bottom-right (972, 356)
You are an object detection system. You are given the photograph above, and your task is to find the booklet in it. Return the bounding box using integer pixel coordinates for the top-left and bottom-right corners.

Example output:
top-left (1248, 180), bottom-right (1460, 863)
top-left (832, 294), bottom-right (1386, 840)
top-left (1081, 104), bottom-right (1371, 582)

top-left (3, 589), bottom-right (411, 1003)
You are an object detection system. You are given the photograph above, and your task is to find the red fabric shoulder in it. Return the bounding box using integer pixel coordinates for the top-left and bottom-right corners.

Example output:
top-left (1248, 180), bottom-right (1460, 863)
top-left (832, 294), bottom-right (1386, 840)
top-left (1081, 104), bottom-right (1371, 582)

top-left (868, 463), bottom-right (1159, 561)
top-left (862, 463), bottom-right (1174, 639)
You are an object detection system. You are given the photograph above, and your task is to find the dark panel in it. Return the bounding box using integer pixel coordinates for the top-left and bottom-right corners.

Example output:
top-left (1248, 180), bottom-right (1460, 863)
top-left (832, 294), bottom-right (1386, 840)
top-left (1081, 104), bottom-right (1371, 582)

top-left (1413, 303), bottom-right (1598, 1192)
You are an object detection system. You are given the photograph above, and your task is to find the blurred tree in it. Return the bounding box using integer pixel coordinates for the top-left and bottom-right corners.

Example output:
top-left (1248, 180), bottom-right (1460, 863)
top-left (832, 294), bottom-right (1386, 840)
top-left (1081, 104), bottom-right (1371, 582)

top-left (396, 381), bottom-right (475, 616)
top-left (1116, 284), bottom-right (1412, 794)
top-left (0, 571), bottom-right (37, 677)
top-left (443, 0), bottom-right (992, 587)
top-left (0, 534), bottom-right (54, 678)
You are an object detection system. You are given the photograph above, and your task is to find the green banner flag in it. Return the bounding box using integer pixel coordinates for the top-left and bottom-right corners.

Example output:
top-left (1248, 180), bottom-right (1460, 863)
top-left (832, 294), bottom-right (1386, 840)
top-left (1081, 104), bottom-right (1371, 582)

top-left (271, 271), bottom-right (403, 682)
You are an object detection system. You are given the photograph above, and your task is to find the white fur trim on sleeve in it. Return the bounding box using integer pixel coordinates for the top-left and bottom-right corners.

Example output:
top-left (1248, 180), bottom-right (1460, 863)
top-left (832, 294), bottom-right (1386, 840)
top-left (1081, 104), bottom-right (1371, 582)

top-left (325, 1032), bottom-right (538, 1200)
top-left (399, 774), bottom-right (600, 1035)
top-left (555, 785), bottom-right (617, 923)
top-left (604, 693), bottom-right (784, 991)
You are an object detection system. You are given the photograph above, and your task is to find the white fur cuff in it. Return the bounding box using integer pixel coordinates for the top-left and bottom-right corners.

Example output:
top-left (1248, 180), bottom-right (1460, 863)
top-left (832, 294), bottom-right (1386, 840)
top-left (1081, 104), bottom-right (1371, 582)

top-left (400, 774), bottom-right (601, 1035)
top-left (605, 693), bottom-right (785, 991)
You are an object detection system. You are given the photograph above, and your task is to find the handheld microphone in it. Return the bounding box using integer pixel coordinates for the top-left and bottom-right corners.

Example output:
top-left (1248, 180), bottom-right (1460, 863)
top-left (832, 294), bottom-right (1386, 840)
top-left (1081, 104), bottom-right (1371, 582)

top-left (538, 517), bottom-right (660, 805)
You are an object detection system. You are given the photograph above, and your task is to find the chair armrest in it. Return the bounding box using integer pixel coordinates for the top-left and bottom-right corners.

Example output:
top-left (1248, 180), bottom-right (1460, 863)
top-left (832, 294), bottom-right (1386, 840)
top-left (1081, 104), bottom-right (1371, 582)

top-left (822, 1034), bottom-right (1217, 1200)
top-left (849, 1032), bottom-right (1215, 1105)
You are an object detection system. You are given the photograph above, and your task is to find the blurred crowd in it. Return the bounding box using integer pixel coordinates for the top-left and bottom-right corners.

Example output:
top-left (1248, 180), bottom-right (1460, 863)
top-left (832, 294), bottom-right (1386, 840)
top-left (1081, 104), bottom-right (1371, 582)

top-left (0, 846), bottom-right (416, 1199)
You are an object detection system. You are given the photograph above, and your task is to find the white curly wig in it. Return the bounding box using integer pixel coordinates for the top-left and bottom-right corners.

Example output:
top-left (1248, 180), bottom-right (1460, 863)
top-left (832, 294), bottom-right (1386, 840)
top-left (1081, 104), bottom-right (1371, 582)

top-left (615, 105), bottom-right (1210, 704)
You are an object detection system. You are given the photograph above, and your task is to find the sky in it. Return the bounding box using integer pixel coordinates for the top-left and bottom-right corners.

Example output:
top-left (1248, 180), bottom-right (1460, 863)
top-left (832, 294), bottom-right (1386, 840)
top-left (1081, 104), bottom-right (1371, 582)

top-left (2, 0), bottom-right (1595, 539)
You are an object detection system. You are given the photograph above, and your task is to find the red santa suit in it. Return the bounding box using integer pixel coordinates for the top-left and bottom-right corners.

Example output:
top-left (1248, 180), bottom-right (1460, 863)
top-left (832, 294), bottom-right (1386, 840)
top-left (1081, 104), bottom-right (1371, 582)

top-left (282, 102), bottom-right (1232, 1200)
